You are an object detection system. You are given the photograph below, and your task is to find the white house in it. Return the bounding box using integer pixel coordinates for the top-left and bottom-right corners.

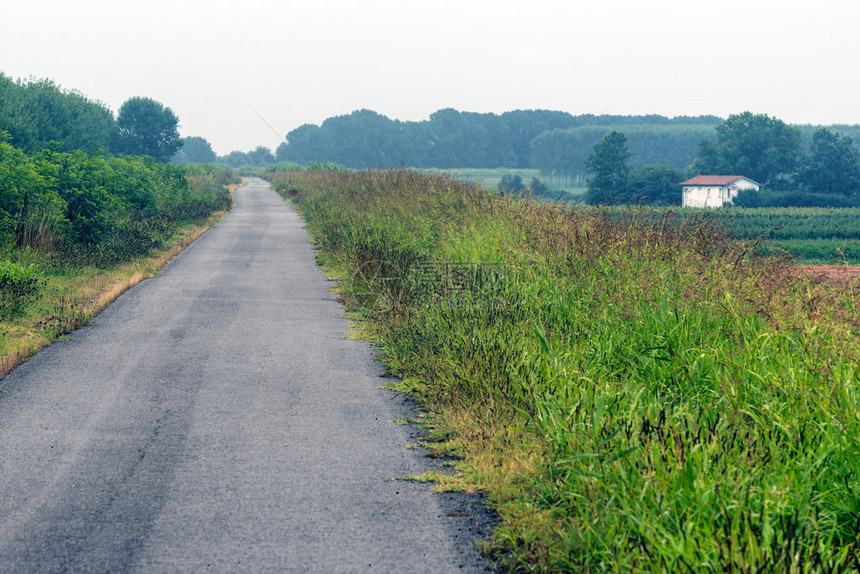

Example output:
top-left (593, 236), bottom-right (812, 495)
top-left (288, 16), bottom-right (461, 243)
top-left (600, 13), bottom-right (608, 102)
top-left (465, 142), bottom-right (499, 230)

top-left (680, 175), bottom-right (760, 208)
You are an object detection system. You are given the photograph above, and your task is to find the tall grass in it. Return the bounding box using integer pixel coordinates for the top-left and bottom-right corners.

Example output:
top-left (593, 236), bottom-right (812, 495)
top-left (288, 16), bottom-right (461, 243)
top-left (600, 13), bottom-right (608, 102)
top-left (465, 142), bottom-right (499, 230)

top-left (275, 169), bottom-right (860, 572)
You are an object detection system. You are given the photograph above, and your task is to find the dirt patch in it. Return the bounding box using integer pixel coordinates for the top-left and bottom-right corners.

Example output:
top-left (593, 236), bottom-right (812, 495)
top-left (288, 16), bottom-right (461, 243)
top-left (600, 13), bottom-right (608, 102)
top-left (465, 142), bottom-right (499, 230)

top-left (800, 265), bottom-right (860, 285)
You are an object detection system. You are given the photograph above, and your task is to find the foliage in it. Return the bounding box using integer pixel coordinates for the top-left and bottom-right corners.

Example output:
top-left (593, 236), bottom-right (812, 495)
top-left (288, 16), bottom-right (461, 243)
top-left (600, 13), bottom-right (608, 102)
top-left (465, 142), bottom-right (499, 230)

top-left (114, 97), bottom-right (182, 162)
top-left (627, 164), bottom-right (684, 205)
top-left (0, 73), bottom-right (115, 154)
top-left (266, 161), bottom-right (304, 172)
top-left (584, 131), bottom-right (632, 204)
top-left (304, 160), bottom-right (350, 172)
top-left (734, 188), bottom-right (860, 208)
top-left (584, 135), bottom-right (684, 205)
top-left (0, 144), bottom-right (231, 265)
top-left (797, 128), bottom-right (860, 196)
top-left (275, 109), bottom-right (722, 170)
top-left (0, 259), bottom-right (42, 319)
top-left (531, 122), bottom-right (719, 183)
top-left (219, 146), bottom-right (276, 168)
top-left (689, 111), bottom-right (802, 187)
top-left (282, 170), bottom-right (860, 572)
top-left (498, 174), bottom-right (525, 194)
top-left (172, 136), bottom-right (218, 164)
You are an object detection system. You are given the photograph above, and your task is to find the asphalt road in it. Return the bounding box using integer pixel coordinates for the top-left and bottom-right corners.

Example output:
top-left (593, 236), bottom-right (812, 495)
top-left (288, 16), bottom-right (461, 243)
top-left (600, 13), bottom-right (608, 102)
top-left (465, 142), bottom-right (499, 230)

top-left (0, 178), bottom-right (494, 573)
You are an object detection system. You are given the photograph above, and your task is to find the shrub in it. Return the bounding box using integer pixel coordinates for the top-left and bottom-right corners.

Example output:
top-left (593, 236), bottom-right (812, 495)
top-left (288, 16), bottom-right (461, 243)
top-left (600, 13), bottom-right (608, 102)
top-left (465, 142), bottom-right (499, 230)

top-left (0, 259), bottom-right (42, 319)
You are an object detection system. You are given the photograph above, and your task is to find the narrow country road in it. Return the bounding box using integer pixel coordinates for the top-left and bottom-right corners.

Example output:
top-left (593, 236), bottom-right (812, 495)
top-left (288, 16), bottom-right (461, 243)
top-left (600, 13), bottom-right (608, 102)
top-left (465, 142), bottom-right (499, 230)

top-left (0, 178), bottom-right (493, 572)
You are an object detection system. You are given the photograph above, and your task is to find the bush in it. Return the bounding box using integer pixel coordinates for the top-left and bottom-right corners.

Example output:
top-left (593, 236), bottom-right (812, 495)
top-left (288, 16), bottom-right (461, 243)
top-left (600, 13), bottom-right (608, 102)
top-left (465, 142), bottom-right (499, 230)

top-left (735, 188), bottom-right (860, 208)
top-left (266, 161), bottom-right (303, 172)
top-left (0, 259), bottom-right (42, 318)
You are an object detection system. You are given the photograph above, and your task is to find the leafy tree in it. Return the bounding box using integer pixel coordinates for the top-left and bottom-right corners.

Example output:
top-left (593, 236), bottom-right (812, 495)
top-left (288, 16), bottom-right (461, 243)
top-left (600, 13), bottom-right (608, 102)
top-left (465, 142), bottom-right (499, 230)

top-left (498, 174), bottom-right (525, 194)
top-left (797, 128), bottom-right (860, 195)
top-left (172, 136), bottom-right (217, 164)
top-left (219, 146), bottom-right (275, 168)
top-left (114, 97), bottom-right (182, 161)
top-left (689, 111), bottom-right (801, 187)
top-left (626, 165), bottom-right (684, 205)
top-left (585, 131), bottom-right (632, 204)
top-left (247, 146), bottom-right (275, 166)
top-left (0, 74), bottom-right (114, 153)
top-left (529, 177), bottom-right (549, 196)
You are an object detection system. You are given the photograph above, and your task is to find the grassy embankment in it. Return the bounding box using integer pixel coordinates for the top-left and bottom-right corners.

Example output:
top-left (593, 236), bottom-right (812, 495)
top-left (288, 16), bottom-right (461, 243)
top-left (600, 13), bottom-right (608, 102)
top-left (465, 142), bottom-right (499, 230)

top-left (0, 149), bottom-right (238, 378)
top-left (271, 169), bottom-right (859, 572)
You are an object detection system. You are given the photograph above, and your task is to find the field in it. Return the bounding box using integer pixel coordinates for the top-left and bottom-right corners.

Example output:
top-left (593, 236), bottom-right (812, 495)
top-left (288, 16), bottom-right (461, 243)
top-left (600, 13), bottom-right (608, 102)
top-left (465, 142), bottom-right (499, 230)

top-left (717, 207), bottom-right (860, 264)
top-left (417, 167), bottom-right (586, 198)
top-left (271, 169), bottom-right (859, 572)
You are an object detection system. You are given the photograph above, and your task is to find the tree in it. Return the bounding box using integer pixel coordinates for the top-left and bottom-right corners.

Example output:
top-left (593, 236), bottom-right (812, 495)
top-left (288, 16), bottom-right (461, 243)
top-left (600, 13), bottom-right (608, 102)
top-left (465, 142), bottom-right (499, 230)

top-left (689, 111), bottom-right (801, 187)
top-left (585, 131), bottom-right (632, 204)
top-left (172, 136), bottom-right (217, 164)
top-left (246, 146), bottom-right (275, 166)
top-left (219, 146), bottom-right (275, 168)
top-left (0, 74), bottom-right (114, 154)
top-left (114, 97), bottom-right (182, 161)
top-left (797, 128), bottom-right (860, 195)
top-left (498, 174), bottom-right (525, 194)
top-left (626, 165), bottom-right (684, 205)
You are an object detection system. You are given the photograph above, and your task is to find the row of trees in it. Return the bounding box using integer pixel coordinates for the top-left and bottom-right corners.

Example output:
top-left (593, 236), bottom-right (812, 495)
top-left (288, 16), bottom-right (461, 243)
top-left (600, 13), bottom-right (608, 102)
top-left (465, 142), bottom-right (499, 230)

top-left (0, 73), bottom-right (183, 162)
top-left (268, 108), bottom-right (723, 170)
top-left (171, 138), bottom-right (279, 168)
top-left (584, 112), bottom-right (860, 206)
top-left (530, 123), bottom-right (720, 185)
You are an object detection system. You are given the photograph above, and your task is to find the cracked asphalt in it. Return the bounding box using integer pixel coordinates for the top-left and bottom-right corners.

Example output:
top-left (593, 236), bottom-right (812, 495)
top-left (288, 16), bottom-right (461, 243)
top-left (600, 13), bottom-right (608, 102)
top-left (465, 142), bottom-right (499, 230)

top-left (0, 177), bottom-right (495, 573)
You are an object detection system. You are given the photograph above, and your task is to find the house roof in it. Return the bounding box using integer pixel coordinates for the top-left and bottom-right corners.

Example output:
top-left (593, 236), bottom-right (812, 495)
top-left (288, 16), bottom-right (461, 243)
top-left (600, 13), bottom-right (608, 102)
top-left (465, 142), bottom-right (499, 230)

top-left (680, 175), bottom-right (755, 186)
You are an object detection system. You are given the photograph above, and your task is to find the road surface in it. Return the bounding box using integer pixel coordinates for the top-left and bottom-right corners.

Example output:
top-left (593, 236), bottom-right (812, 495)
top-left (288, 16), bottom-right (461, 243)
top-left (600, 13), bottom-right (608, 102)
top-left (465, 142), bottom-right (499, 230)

top-left (0, 178), bottom-right (493, 572)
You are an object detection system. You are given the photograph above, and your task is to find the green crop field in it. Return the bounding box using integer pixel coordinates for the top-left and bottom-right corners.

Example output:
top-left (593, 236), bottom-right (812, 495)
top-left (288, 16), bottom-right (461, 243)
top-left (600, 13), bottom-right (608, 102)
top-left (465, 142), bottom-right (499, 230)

top-left (679, 207), bottom-right (860, 264)
top-left (271, 169), bottom-right (860, 572)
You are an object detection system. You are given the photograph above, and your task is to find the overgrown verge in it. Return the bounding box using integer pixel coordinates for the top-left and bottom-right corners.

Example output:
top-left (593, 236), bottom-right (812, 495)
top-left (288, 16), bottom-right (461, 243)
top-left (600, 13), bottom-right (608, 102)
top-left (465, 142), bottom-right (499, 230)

top-left (0, 146), bottom-right (237, 377)
top-left (273, 169), bottom-right (860, 572)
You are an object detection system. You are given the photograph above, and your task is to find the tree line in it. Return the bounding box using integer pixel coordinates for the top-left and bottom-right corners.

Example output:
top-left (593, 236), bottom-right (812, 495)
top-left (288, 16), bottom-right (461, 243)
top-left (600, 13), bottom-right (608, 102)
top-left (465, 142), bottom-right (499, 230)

top-left (1, 73), bottom-right (183, 162)
top-left (262, 108), bottom-right (723, 171)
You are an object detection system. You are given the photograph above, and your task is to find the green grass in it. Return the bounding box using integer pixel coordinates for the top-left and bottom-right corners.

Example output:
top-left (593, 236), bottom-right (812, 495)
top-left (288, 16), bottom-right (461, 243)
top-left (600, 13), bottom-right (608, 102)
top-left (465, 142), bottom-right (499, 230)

top-left (416, 167), bottom-right (586, 198)
top-left (272, 169), bottom-right (860, 572)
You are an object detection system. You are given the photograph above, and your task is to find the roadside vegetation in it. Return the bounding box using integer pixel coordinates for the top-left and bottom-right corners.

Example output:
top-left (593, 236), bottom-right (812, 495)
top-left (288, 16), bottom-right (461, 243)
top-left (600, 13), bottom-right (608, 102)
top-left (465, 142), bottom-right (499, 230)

top-left (272, 168), bottom-right (859, 572)
top-left (0, 143), bottom-right (236, 377)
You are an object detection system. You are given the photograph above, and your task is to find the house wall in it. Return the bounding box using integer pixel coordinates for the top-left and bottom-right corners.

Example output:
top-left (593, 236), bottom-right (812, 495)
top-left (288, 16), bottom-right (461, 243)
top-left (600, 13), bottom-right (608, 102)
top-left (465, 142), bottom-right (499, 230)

top-left (682, 179), bottom-right (760, 208)
top-left (683, 185), bottom-right (725, 208)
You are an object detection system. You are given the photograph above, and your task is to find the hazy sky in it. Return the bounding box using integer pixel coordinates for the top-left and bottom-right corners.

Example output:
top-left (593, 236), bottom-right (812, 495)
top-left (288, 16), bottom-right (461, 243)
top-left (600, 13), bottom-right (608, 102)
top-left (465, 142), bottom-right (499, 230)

top-left (2, 0), bottom-right (858, 155)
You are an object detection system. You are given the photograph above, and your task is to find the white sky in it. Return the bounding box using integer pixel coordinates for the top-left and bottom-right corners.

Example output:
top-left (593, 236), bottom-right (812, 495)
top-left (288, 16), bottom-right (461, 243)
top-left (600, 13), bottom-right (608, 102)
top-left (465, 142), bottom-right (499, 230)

top-left (2, 0), bottom-right (858, 156)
